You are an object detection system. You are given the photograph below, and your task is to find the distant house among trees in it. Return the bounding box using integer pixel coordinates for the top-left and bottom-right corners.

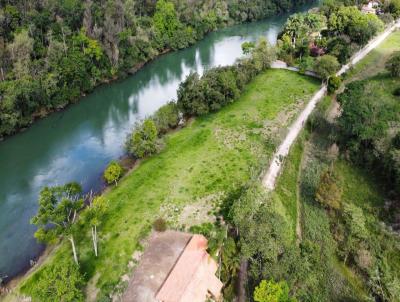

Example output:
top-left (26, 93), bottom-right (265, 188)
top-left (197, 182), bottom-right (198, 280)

top-left (361, 1), bottom-right (380, 14)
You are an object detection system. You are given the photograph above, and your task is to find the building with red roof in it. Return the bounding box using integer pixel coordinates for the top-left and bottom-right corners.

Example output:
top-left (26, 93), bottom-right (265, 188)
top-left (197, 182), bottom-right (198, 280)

top-left (123, 231), bottom-right (223, 302)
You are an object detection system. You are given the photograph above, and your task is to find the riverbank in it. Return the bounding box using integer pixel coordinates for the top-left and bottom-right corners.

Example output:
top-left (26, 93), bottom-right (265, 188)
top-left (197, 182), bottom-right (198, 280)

top-left (0, 47), bottom-right (173, 143)
top-left (0, 1), bottom-right (316, 142)
top-left (3, 69), bottom-right (319, 301)
top-left (0, 6), bottom-right (319, 282)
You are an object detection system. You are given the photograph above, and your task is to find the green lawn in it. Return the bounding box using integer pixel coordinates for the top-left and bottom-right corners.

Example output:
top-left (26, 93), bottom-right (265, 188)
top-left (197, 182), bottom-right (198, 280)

top-left (17, 70), bottom-right (319, 301)
top-left (336, 160), bottom-right (385, 210)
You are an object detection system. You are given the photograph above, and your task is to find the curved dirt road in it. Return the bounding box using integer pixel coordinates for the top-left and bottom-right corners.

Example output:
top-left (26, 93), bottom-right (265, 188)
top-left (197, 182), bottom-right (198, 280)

top-left (262, 21), bottom-right (400, 190)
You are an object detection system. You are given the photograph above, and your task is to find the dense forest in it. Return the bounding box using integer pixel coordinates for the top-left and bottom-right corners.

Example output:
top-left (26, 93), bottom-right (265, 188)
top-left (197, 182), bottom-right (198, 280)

top-left (0, 0), bottom-right (311, 139)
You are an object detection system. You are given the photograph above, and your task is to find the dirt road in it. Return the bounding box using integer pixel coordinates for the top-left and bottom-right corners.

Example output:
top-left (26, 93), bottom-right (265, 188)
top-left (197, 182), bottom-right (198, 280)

top-left (262, 21), bottom-right (400, 191)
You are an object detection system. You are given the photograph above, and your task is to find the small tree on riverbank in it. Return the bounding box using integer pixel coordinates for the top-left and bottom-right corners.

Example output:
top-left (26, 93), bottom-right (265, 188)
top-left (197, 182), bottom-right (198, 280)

top-left (242, 41), bottom-right (256, 55)
top-left (250, 37), bottom-right (276, 72)
top-left (31, 182), bottom-right (83, 265)
top-left (151, 101), bottom-right (180, 134)
top-left (104, 161), bottom-right (124, 186)
top-left (126, 119), bottom-right (158, 158)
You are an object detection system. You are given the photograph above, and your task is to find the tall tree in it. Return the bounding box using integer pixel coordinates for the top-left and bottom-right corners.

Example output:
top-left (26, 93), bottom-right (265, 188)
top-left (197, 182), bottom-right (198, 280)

top-left (313, 55), bottom-right (340, 80)
top-left (153, 0), bottom-right (181, 48)
top-left (7, 29), bottom-right (33, 79)
top-left (84, 196), bottom-right (108, 257)
top-left (127, 118), bottom-right (158, 158)
top-left (31, 182), bottom-right (83, 264)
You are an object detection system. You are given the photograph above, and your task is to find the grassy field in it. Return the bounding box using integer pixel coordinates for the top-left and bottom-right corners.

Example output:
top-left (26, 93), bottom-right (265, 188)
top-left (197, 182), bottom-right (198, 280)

top-left (296, 108), bottom-right (372, 300)
top-left (333, 159), bottom-right (400, 298)
top-left (13, 69), bottom-right (319, 301)
top-left (271, 133), bottom-right (305, 241)
top-left (345, 30), bottom-right (400, 81)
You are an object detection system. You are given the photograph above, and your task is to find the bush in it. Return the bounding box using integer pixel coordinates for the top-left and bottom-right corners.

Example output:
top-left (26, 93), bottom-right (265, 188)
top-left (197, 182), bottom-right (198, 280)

top-left (151, 102), bottom-right (180, 134)
top-left (378, 13), bottom-right (394, 24)
top-left (25, 259), bottom-right (85, 302)
top-left (189, 223), bottom-right (214, 238)
top-left (126, 119), bottom-right (158, 158)
top-left (313, 55), bottom-right (340, 80)
top-left (327, 75), bottom-right (342, 94)
top-left (220, 237), bottom-right (241, 301)
top-left (177, 39), bottom-right (275, 117)
top-left (153, 218), bottom-right (167, 232)
top-left (326, 35), bottom-right (355, 65)
top-left (254, 279), bottom-right (297, 302)
top-left (393, 87), bottom-right (400, 96)
top-left (388, 0), bottom-right (400, 18)
top-left (104, 161), bottom-right (124, 185)
top-left (298, 56), bottom-right (314, 74)
top-left (307, 97), bottom-right (331, 132)
top-left (315, 170), bottom-right (342, 210)
top-left (386, 51), bottom-right (400, 77)
top-left (392, 132), bottom-right (400, 149)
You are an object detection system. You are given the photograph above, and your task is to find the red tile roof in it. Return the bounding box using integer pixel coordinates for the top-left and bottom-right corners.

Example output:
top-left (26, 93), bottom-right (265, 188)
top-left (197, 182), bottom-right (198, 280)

top-left (156, 234), bottom-right (223, 302)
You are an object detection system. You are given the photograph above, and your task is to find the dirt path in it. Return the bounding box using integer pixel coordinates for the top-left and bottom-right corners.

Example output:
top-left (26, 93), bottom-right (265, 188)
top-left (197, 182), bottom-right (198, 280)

top-left (262, 21), bottom-right (400, 191)
top-left (236, 259), bottom-right (248, 302)
top-left (337, 21), bottom-right (400, 76)
top-left (262, 86), bottom-right (326, 189)
top-left (326, 98), bottom-right (341, 123)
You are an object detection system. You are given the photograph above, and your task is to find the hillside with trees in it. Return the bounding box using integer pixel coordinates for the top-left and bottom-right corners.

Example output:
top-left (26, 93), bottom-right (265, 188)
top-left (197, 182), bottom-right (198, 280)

top-left (0, 0), bottom-right (311, 139)
top-left (2, 0), bottom-right (400, 301)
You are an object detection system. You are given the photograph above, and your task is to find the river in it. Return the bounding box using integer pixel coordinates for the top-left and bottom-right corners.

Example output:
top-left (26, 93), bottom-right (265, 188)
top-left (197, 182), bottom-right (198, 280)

top-left (0, 3), bottom-right (316, 281)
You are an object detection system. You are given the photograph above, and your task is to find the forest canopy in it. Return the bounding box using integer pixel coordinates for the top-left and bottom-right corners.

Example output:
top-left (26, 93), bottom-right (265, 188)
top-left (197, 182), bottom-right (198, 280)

top-left (0, 0), bottom-right (311, 139)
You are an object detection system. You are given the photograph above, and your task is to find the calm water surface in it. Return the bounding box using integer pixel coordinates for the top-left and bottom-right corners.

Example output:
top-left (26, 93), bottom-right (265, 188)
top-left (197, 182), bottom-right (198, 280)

top-left (0, 3), bottom-right (316, 279)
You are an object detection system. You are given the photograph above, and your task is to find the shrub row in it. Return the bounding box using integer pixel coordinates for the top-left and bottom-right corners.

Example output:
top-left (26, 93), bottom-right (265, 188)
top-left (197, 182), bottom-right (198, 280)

top-left (122, 39), bottom-right (275, 163)
top-left (177, 39), bottom-right (275, 117)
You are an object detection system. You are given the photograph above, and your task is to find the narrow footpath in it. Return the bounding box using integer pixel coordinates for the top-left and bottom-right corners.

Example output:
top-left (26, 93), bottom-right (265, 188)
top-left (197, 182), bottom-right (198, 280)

top-left (262, 20), bottom-right (400, 191)
top-left (295, 148), bottom-right (305, 245)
